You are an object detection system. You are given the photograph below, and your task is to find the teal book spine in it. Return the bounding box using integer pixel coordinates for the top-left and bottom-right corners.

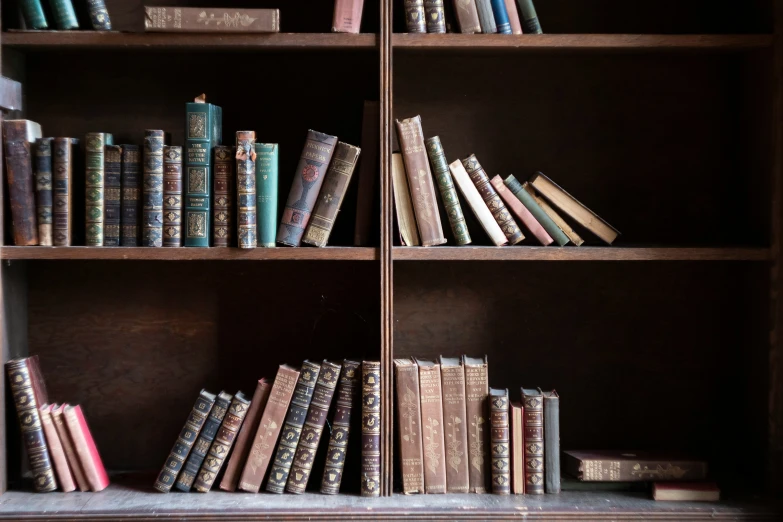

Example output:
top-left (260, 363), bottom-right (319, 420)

top-left (515, 0), bottom-right (542, 34)
top-left (48, 0), bottom-right (79, 29)
top-left (184, 101), bottom-right (222, 247)
top-left (504, 175), bottom-right (568, 246)
top-left (20, 0), bottom-right (48, 29)
top-left (255, 143), bottom-right (279, 248)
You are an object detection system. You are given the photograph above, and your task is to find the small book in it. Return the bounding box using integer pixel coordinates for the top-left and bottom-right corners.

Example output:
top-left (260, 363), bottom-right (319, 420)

top-left (475, 0), bottom-right (497, 33)
top-left (52, 404), bottom-right (89, 491)
top-left (120, 144), bottom-right (141, 247)
top-left (404, 1), bottom-right (427, 33)
top-left (424, 0), bottom-right (447, 33)
top-left (491, 175), bottom-right (553, 246)
top-left (564, 451), bottom-right (708, 482)
top-left (40, 404), bottom-right (76, 492)
top-left (63, 405), bottom-right (109, 492)
top-left (144, 7), bottom-right (279, 33)
top-left (162, 146), bottom-right (184, 247)
top-left (392, 152), bottom-right (421, 246)
top-left (354, 101), bottom-right (380, 246)
top-left (426, 137), bottom-right (471, 245)
top-left (332, 0), bottom-right (365, 33)
top-left (255, 143), bottom-right (279, 247)
top-left (142, 130), bottom-right (165, 247)
top-left (522, 388), bottom-right (544, 494)
top-left (504, 175), bottom-right (570, 246)
top-left (4, 120), bottom-right (43, 246)
top-left (489, 388), bottom-right (511, 494)
top-left (33, 138), bottom-right (54, 246)
top-left (653, 482), bottom-right (720, 502)
top-left (212, 146), bottom-right (234, 247)
top-left (86, 0), bottom-right (112, 30)
top-left (236, 131), bottom-right (258, 249)
top-left (53, 138), bottom-right (79, 246)
top-left (103, 145), bottom-right (122, 246)
top-left (394, 358), bottom-right (425, 494)
top-left (541, 389), bottom-right (560, 493)
top-left (510, 401), bottom-right (524, 494)
top-left (504, 0), bottom-right (523, 33)
top-left (439, 357), bottom-right (470, 493)
top-left (415, 358), bottom-right (447, 494)
top-left (462, 154), bottom-right (524, 245)
top-left (489, 0), bottom-right (512, 34)
top-left (515, 0), bottom-right (542, 34)
top-left (462, 355), bottom-right (490, 493)
top-left (361, 361), bottom-right (382, 497)
top-left (454, 0), bottom-right (481, 33)
top-left (449, 160), bottom-right (507, 246)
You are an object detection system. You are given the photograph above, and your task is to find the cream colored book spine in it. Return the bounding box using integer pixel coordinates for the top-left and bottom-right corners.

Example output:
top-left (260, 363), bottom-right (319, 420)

top-left (449, 160), bottom-right (507, 246)
top-left (392, 152), bottom-right (421, 246)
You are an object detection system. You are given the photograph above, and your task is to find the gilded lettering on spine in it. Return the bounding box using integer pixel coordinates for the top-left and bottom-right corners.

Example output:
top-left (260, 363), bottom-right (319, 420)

top-left (490, 389), bottom-right (511, 494)
top-left (53, 138), bottom-right (78, 246)
top-left (462, 154), bottom-right (524, 244)
top-left (320, 361), bottom-right (361, 495)
top-left (404, 0), bottom-right (427, 33)
top-left (34, 138), bottom-right (54, 246)
top-left (213, 146), bottom-right (234, 246)
top-left (143, 130), bottom-right (165, 247)
top-left (163, 146), bottom-right (183, 246)
top-left (85, 133), bottom-right (109, 246)
top-left (361, 361), bottom-right (381, 497)
top-left (236, 132), bottom-right (257, 248)
top-left (425, 137), bottom-right (471, 245)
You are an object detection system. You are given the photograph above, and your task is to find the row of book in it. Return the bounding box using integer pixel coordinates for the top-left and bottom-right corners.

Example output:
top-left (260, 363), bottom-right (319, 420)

top-left (6, 356), bottom-right (108, 493)
top-left (394, 115), bottom-right (619, 247)
top-left (403, 0), bottom-right (542, 35)
top-left (16, 0), bottom-right (111, 30)
top-left (155, 360), bottom-right (381, 496)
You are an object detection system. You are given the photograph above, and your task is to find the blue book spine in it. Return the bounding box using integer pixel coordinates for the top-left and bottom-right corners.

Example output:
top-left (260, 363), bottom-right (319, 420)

top-left (490, 0), bottom-right (512, 34)
top-left (48, 0), bottom-right (79, 29)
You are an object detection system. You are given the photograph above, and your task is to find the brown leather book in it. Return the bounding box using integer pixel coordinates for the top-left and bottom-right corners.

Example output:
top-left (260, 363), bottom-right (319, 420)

top-left (522, 388), bottom-right (544, 494)
top-left (53, 138), bottom-right (78, 246)
top-left (490, 388), bottom-right (511, 494)
top-left (462, 355), bottom-right (489, 493)
top-left (353, 101), bottom-right (380, 246)
top-left (236, 131), bottom-right (257, 249)
top-left (491, 175), bottom-right (553, 246)
top-left (162, 146), bottom-right (183, 247)
top-left (510, 401), bottom-right (524, 494)
top-left (564, 451), bottom-right (708, 482)
top-left (332, 0), bottom-right (365, 33)
top-left (120, 145), bottom-right (141, 247)
top-left (220, 379), bottom-right (271, 491)
top-left (52, 404), bottom-right (89, 491)
top-left (321, 360), bottom-right (361, 495)
top-left (212, 146), bottom-right (234, 247)
top-left (462, 154), bottom-right (524, 245)
top-left (454, 0), bottom-right (482, 33)
top-left (415, 358), bottom-right (447, 493)
top-left (3, 120), bottom-right (43, 245)
top-left (103, 145), bottom-right (123, 246)
top-left (33, 138), bottom-right (54, 246)
top-left (40, 404), bottom-right (76, 492)
top-left (439, 356), bottom-right (470, 493)
top-left (361, 361), bottom-right (381, 497)
top-left (144, 7), bottom-right (280, 33)
top-left (395, 116), bottom-right (447, 246)
top-left (239, 364), bottom-right (301, 492)
top-left (393, 358), bottom-right (425, 494)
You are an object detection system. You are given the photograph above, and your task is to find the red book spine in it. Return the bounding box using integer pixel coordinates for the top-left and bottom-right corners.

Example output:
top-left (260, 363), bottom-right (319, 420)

top-left (491, 175), bottom-right (553, 245)
top-left (64, 405), bottom-right (109, 492)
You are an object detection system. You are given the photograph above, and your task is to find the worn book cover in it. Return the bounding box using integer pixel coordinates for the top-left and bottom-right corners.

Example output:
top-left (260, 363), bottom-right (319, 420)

top-left (321, 360), bottom-right (361, 495)
top-left (53, 138), bottom-right (78, 246)
top-left (404, 0), bottom-right (427, 33)
top-left (542, 390), bottom-right (560, 493)
top-left (332, 0), bottom-right (364, 33)
top-left (454, 0), bottom-right (482, 33)
top-left (522, 388), bottom-right (544, 494)
top-left (516, 0), bottom-right (542, 33)
top-left (462, 355), bottom-right (489, 492)
top-left (162, 146), bottom-right (183, 247)
top-left (394, 358), bottom-right (425, 494)
top-left (361, 361), bottom-right (381, 497)
top-left (475, 0), bottom-right (497, 33)
top-left (85, 132), bottom-right (114, 246)
top-left (564, 451), bottom-right (708, 482)
top-left (415, 358), bottom-right (447, 493)
top-left (142, 130), bottom-right (165, 247)
top-left (392, 152), bottom-right (421, 246)
top-left (462, 154), bottom-right (523, 245)
top-left (33, 138), bottom-right (54, 246)
top-left (236, 131), bottom-right (258, 249)
top-left (522, 182), bottom-right (583, 246)
top-left (86, 0), bottom-right (111, 30)
top-left (491, 175), bottom-right (552, 245)
top-left (424, 0), bottom-right (447, 33)
top-left (4, 120), bottom-right (43, 245)
top-left (426, 137), bottom-right (471, 245)
top-left (63, 405), bottom-right (109, 491)
top-left (504, 175), bottom-right (568, 246)
top-left (145, 7), bottom-right (279, 33)
top-left (52, 404), bottom-right (89, 491)
top-left (439, 357), bottom-right (470, 493)
top-left (103, 145), bottom-right (122, 246)
top-left (490, 388), bottom-right (511, 494)
top-left (120, 145), bottom-right (141, 246)
top-left (212, 146), bottom-right (234, 247)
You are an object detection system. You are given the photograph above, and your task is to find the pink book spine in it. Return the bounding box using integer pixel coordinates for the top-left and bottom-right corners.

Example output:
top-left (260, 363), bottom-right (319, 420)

top-left (52, 404), bottom-right (90, 491)
top-left (64, 405), bottom-right (110, 492)
top-left (332, 0), bottom-right (365, 33)
top-left (491, 175), bottom-right (554, 245)
top-left (40, 404), bottom-right (77, 492)
top-left (504, 0), bottom-right (524, 34)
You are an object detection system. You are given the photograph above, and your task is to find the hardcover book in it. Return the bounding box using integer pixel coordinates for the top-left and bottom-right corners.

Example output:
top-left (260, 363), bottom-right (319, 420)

top-left (449, 160), bottom-right (507, 246)
top-left (255, 143), bottom-right (278, 247)
top-left (510, 401), bottom-right (524, 494)
top-left (103, 145), bottom-right (122, 246)
top-left (503, 175), bottom-right (568, 246)
top-left (491, 175), bottom-right (553, 245)
top-left (404, 0), bottom-right (427, 33)
top-left (426, 137), bottom-right (471, 245)
top-left (462, 154), bottom-right (524, 245)
top-left (439, 357), bottom-right (470, 493)
top-left (85, 132), bottom-right (113, 246)
top-left (120, 145), bottom-right (141, 246)
top-left (34, 138), bottom-right (54, 246)
top-left (236, 131), bottom-right (258, 249)
top-left (4, 120), bottom-right (43, 246)
top-left (453, 0), bottom-right (481, 33)
top-left (86, 0), bottom-right (112, 30)
top-left (515, 0), bottom-right (542, 34)
top-left (542, 390), bottom-right (560, 493)
top-left (564, 451), bottom-right (708, 482)
top-left (489, 388), bottom-right (511, 494)
top-left (48, 0), bottom-right (79, 30)
top-left (361, 361), bottom-right (381, 497)
top-left (332, 0), bottom-right (364, 33)
top-left (415, 358), bottom-right (447, 494)
top-left (462, 355), bottom-right (489, 493)
top-left (475, 0), bottom-right (497, 33)
top-left (53, 138), bottom-right (78, 246)
top-left (144, 8), bottom-right (279, 33)
top-left (162, 146), bottom-right (183, 247)
top-left (321, 360), bottom-right (361, 495)
top-left (522, 388), bottom-right (544, 494)
top-left (212, 146), bottom-right (234, 247)
top-left (63, 405), bottom-right (109, 491)
top-left (489, 0), bottom-right (512, 33)
top-left (393, 358), bottom-right (425, 494)
top-left (653, 482), bottom-right (720, 502)
top-left (354, 101), bottom-right (380, 246)
top-left (424, 0), bottom-right (447, 33)
top-left (52, 404), bottom-right (89, 491)
top-left (20, 0), bottom-right (48, 29)
top-left (522, 182), bottom-right (584, 245)
top-left (142, 130), bottom-right (165, 247)
top-left (503, 0), bottom-right (523, 33)
top-left (392, 152), bottom-right (421, 246)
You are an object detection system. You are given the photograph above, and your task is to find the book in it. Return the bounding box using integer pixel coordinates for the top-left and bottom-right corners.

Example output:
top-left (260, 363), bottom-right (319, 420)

top-left (489, 387), bottom-right (510, 494)
top-left (361, 361), bottom-right (381, 497)
top-left (52, 404), bottom-right (89, 491)
top-left (212, 146), bottom-right (234, 247)
top-left (48, 0), bottom-right (79, 30)
top-left (510, 401), bottom-right (524, 494)
top-left (142, 130), bottom-right (165, 247)
top-left (522, 388), bottom-right (544, 494)
top-left (354, 101), bottom-right (380, 246)
top-left (462, 154), bottom-right (524, 245)
top-left (144, 7), bottom-right (280, 33)
top-left (19, 0), bottom-right (48, 29)
top-left (392, 152), bottom-right (420, 246)
top-left (453, 0), bottom-right (481, 33)
top-left (449, 160), bottom-right (507, 246)
top-left (503, 175), bottom-right (568, 246)
top-left (475, 0), bottom-right (497, 33)
top-left (86, 0), bottom-right (112, 30)
top-left (53, 138), bottom-right (78, 246)
top-left (564, 451), bottom-right (708, 482)
top-left (522, 182), bottom-right (584, 246)
top-left (162, 146), bottom-right (183, 247)
top-left (489, 0), bottom-right (512, 33)
top-left (153, 389), bottom-right (216, 493)
top-left (33, 138), bottom-right (54, 246)
top-left (302, 142), bottom-right (361, 247)
top-left (462, 355), bottom-right (489, 493)
top-left (175, 391), bottom-right (233, 491)
top-left (424, 0), bottom-right (447, 33)
top-left (415, 358), bottom-right (447, 493)
top-left (321, 360), bottom-right (361, 495)
top-left (255, 143), bottom-right (278, 247)
top-left (120, 145), bottom-right (141, 246)
top-left (490, 175), bottom-right (552, 245)
top-left (236, 131), bottom-right (258, 249)
top-left (393, 358), bottom-right (425, 494)
top-left (63, 405), bottom-right (109, 491)
top-left (220, 379), bottom-right (271, 491)
top-left (239, 364), bottom-right (301, 493)
top-left (404, 1), bottom-right (427, 33)
top-left (266, 360), bottom-right (321, 494)
top-left (333, 0), bottom-right (364, 33)
top-left (503, 0), bottom-right (523, 33)
top-left (426, 137), bottom-right (471, 245)
top-left (85, 132), bottom-right (112, 246)
top-left (439, 357), bottom-right (469, 493)
top-left (287, 360), bottom-right (343, 493)
top-left (103, 145), bottom-right (122, 246)
top-left (530, 172), bottom-right (620, 244)
top-left (541, 390), bottom-right (560, 493)
top-left (653, 482), bottom-right (720, 501)
top-left (4, 120), bottom-right (43, 246)
top-left (515, 0), bottom-right (542, 34)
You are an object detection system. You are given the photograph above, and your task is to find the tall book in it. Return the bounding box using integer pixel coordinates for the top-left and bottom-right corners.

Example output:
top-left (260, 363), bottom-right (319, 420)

top-left (503, 175), bottom-right (568, 246)
top-left (142, 130), bottom-right (165, 247)
top-left (302, 142), bottom-right (361, 247)
top-left (510, 401), bottom-right (524, 494)
top-left (266, 360), bottom-right (321, 494)
top-left (393, 358), bottom-right (424, 494)
top-left (462, 355), bottom-right (489, 493)
top-left (564, 451), bottom-right (708, 482)
top-left (490, 175), bottom-right (553, 245)
top-left (144, 7), bottom-right (279, 33)
top-left (522, 182), bottom-right (583, 246)
top-left (515, 0), bottom-right (542, 34)
top-left (415, 358), bottom-right (447, 493)
top-left (503, 0), bottom-right (523, 33)
top-left (395, 116), bottom-right (446, 246)
top-left (489, 0), bottom-right (512, 33)
top-left (53, 137), bottom-right (78, 246)
top-left (212, 146), bottom-right (234, 247)
top-left (489, 388), bottom-right (511, 494)
top-left (153, 389), bottom-right (216, 493)
top-left (162, 146), bottom-right (183, 247)
top-left (332, 0), bottom-right (364, 33)
top-left (439, 357), bottom-right (470, 493)
top-left (287, 361), bottom-right (342, 493)
top-left (34, 138), bottom-right (54, 246)
top-left (424, 0), bottom-right (447, 33)
top-left (462, 154), bottom-right (524, 245)
top-left (541, 389), bottom-right (560, 493)
top-left (63, 405), bottom-right (109, 492)
top-left (404, 1), bottom-right (427, 33)
top-left (120, 145), bottom-right (141, 246)
top-left (392, 152), bottom-right (420, 246)
top-left (453, 0), bottom-right (481, 33)
top-left (277, 130), bottom-right (338, 247)
top-left (239, 364), bottom-right (301, 493)
top-left (86, 0), bottom-right (112, 30)
top-left (522, 388), bottom-right (544, 494)
top-left (475, 0), bottom-right (497, 33)
top-left (255, 143), bottom-right (279, 247)
top-left (353, 101), bottom-right (380, 246)
top-left (361, 361), bottom-right (381, 497)
top-left (19, 0), bottom-right (48, 29)
top-left (4, 120), bottom-right (43, 246)
top-left (103, 145), bottom-right (122, 246)
top-left (449, 160), bottom-right (507, 246)
top-left (425, 137), bottom-right (471, 245)
top-left (85, 132), bottom-right (112, 247)
top-left (321, 360), bottom-right (361, 494)
top-left (52, 404), bottom-right (89, 491)
top-left (236, 131), bottom-right (258, 249)
top-left (48, 0), bottom-right (79, 29)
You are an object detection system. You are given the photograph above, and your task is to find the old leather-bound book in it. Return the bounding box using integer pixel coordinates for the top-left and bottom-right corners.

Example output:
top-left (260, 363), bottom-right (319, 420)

top-left (449, 160), bottom-right (506, 246)
top-left (85, 132), bottom-right (113, 246)
top-left (302, 142), bottom-right (361, 247)
top-left (353, 101), bottom-right (380, 246)
top-left (144, 7), bottom-right (279, 33)
top-left (235, 131), bottom-right (258, 249)
top-left (153, 389), bottom-right (216, 493)
top-left (49, 0), bottom-right (79, 29)
top-left (63, 405), bottom-right (109, 491)
top-left (424, 0), bottom-right (447, 33)
top-left (503, 0), bottom-right (523, 33)
top-left (162, 146), bottom-right (183, 247)
top-left (541, 390), bottom-right (560, 493)
top-left (361, 361), bottom-right (381, 497)
top-left (287, 361), bottom-right (342, 493)
top-left (462, 355), bottom-right (489, 493)
top-left (504, 175), bottom-right (568, 246)
top-left (564, 451), bottom-right (708, 482)
top-left (395, 116), bottom-right (446, 246)
top-left (393, 359), bottom-right (424, 494)
top-left (332, 0), bottom-right (364, 33)
top-left (522, 388), bottom-right (544, 494)
top-left (277, 130), bottom-right (338, 247)
top-left (19, 0), bottom-right (48, 29)
top-left (491, 175), bottom-right (553, 245)
top-left (489, 0), bottom-right (512, 33)
top-left (425, 137), bottom-right (471, 246)
top-left (475, 0), bottom-right (497, 33)
top-left (53, 138), bottom-right (78, 246)
top-left (142, 130), bottom-right (165, 247)
top-left (321, 360), bottom-right (361, 494)
top-left (516, 0), bottom-right (542, 33)
top-left (86, 0), bottom-right (111, 30)
top-left (392, 152), bottom-right (420, 246)
top-left (439, 357), bottom-right (469, 493)
top-left (40, 405), bottom-right (76, 492)
top-left (212, 146), bottom-right (234, 247)
top-left (404, 1), bottom-right (427, 33)
top-left (523, 182), bottom-right (583, 245)
top-left (52, 404), bottom-right (89, 491)
top-left (255, 143), bottom-right (278, 247)
top-left (489, 388), bottom-right (511, 494)
top-left (266, 360), bottom-right (321, 493)
top-left (103, 145), bottom-right (122, 246)
top-left (462, 154), bottom-right (524, 245)
top-left (453, 0), bottom-right (481, 33)
top-left (415, 358), bottom-right (447, 493)
top-left (4, 120), bottom-right (43, 245)
top-left (239, 364), bottom-right (301, 493)
top-left (510, 401), bottom-right (524, 494)
top-left (220, 379), bottom-right (271, 491)
top-left (33, 138), bottom-right (54, 246)
top-left (120, 145), bottom-right (141, 246)
top-left (193, 391), bottom-right (251, 492)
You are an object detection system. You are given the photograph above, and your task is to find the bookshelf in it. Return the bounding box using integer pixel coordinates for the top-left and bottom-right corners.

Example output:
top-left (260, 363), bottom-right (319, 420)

top-left (0, 0), bottom-right (781, 520)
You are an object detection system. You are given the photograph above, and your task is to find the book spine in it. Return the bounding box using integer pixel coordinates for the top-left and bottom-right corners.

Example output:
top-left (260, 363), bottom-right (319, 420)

top-left (34, 138), bottom-right (54, 246)
top-left (86, 0), bottom-right (112, 30)
top-left (6, 360), bottom-right (57, 492)
top-left (491, 175), bottom-right (553, 246)
top-left (504, 175), bottom-right (568, 246)
top-left (489, 0), bottom-right (512, 33)
top-left (212, 146), bottom-right (233, 247)
top-left (523, 390), bottom-right (544, 494)
top-left (142, 130), bottom-right (165, 247)
top-left (52, 405), bottom-right (89, 491)
top-left (320, 360), bottom-right (361, 494)
top-left (353, 101), bottom-right (379, 246)
top-left (503, 0), bottom-right (523, 33)
top-left (516, 0), bottom-right (542, 34)
top-left (490, 389), bottom-right (511, 494)
top-left (162, 146), bottom-right (183, 247)
top-left (425, 136), bottom-right (471, 246)
top-left (153, 390), bottom-right (215, 493)
top-left (185, 102), bottom-right (219, 247)
top-left (424, 0), bottom-right (446, 33)
top-left (391, 152), bottom-right (421, 246)
top-left (103, 145), bottom-right (122, 246)
top-left (394, 362), bottom-right (425, 494)
top-left (255, 143), bottom-right (278, 247)
top-left (85, 132), bottom-right (111, 247)
top-left (19, 0), bottom-right (48, 29)
top-left (510, 403), bottom-right (525, 494)
top-left (302, 142), bottom-right (361, 247)
top-left (176, 391), bottom-right (232, 491)
top-left (277, 130), bottom-right (338, 246)
top-left (4, 122), bottom-right (39, 246)
top-left (404, 1), bottom-right (427, 33)
top-left (449, 160), bottom-right (506, 246)
top-left (287, 361), bottom-right (342, 493)
top-left (120, 145), bottom-right (141, 246)
top-left (462, 154), bottom-right (524, 245)
top-left (144, 7), bottom-right (279, 33)
top-left (475, 0), bottom-right (497, 33)
top-left (543, 393), bottom-right (560, 493)
top-left (63, 406), bottom-right (109, 491)
top-left (48, 0), bottom-right (79, 30)
top-left (193, 392), bottom-right (251, 492)
top-left (419, 363), bottom-right (447, 493)
top-left (453, 0), bottom-right (482, 33)
top-left (523, 182), bottom-right (584, 246)
top-left (440, 363), bottom-right (470, 492)
top-left (236, 131), bottom-right (258, 249)
top-left (463, 357), bottom-right (489, 493)
top-left (332, 0), bottom-right (365, 33)
top-left (53, 138), bottom-right (77, 246)
top-left (361, 361), bottom-right (381, 497)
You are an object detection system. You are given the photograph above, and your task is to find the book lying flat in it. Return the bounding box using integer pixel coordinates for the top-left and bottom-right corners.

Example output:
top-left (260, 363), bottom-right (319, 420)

top-left (564, 451), bottom-right (707, 482)
top-left (653, 482), bottom-right (720, 502)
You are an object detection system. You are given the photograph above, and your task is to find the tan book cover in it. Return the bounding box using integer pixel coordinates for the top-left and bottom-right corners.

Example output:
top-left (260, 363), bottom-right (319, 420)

top-left (394, 358), bottom-right (425, 494)
top-left (462, 355), bottom-right (489, 493)
top-left (439, 357), bottom-right (470, 493)
top-left (415, 358), bottom-right (447, 493)
top-left (510, 401), bottom-right (525, 494)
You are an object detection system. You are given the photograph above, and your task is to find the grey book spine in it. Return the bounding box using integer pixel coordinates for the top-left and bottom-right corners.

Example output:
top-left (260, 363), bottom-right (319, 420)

top-left (542, 390), bottom-right (560, 493)
top-left (475, 0), bottom-right (498, 33)
top-left (504, 175), bottom-right (569, 246)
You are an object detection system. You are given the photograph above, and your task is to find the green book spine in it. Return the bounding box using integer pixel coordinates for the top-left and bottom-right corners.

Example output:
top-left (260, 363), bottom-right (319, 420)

top-left (515, 0), bottom-right (542, 34)
top-left (255, 143), bottom-right (279, 248)
top-left (184, 102), bottom-right (222, 247)
top-left (20, 0), bottom-right (48, 29)
top-left (504, 175), bottom-right (568, 246)
top-left (85, 133), bottom-right (113, 246)
top-left (47, 0), bottom-right (79, 29)
top-left (425, 137), bottom-right (471, 245)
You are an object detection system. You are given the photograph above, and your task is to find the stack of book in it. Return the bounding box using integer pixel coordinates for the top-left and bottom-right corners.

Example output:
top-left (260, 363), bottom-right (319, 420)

top-left (402, 0), bottom-right (542, 35)
top-left (15, 0), bottom-right (112, 31)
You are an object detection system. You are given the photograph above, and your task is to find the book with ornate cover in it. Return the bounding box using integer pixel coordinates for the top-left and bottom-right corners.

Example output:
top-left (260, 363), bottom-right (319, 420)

top-left (266, 360), bottom-right (321, 494)
top-left (510, 401), bottom-right (524, 494)
top-left (277, 130), bottom-right (338, 247)
top-left (564, 451), bottom-right (708, 482)
top-left (449, 160), bottom-right (507, 246)
top-left (153, 389), bottom-right (216, 493)
top-left (6, 358), bottom-right (56, 492)
top-left (541, 390), bottom-right (560, 493)
top-left (392, 152), bottom-right (420, 246)
top-left (302, 142), bottom-right (361, 247)
top-left (52, 404), bottom-right (89, 491)
top-left (193, 391), bottom-right (251, 492)
top-left (53, 137), bottom-right (78, 246)
top-left (175, 391), bottom-right (233, 491)
top-left (20, 0), bottom-right (48, 29)
top-left (63, 405), bottom-right (109, 491)
top-left (142, 130), bottom-right (165, 247)
top-left (393, 359), bottom-right (424, 494)
top-left (86, 0), bottom-right (111, 30)
top-left (503, 0), bottom-right (523, 33)
top-left (489, 0), bottom-right (512, 33)
top-left (425, 137), bottom-right (471, 246)
top-left (144, 7), bottom-right (279, 33)
top-left (103, 145), bottom-right (122, 246)
top-left (361, 361), bottom-right (381, 497)
top-left (522, 388), bottom-right (544, 494)
top-left (4, 120), bottom-right (43, 245)
top-left (239, 364), bottom-right (301, 493)
top-left (462, 154), bottom-right (524, 245)
top-left (475, 0), bottom-right (497, 33)
top-left (220, 379), bottom-right (271, 491)
top-left (287, 360), bottom-right (342, 493)
top-left (424, 0), bottom-right (446, 33)
top-left (162, 146), bottom-right (183, 247)
top-left (236, 131), bottom-right (258, 249)
top-left (453, 0), bottom-right (481, 33)
top-left (490, 388), bottom-right (510, 494)
top-left (85, 132), bottom-right (112, 246)
top-left (332, 0), bottom-right (364, 33)
top-left (354, 101), bottom-right (379, 246)
top-left (321, 360), bottom-right (361, 495)
top-left (438, 357), bottom-right (469, 493)
top-left (503, 175), bottom-right (568, 246)
top-left (33, 138), bottom-right (54, 246)
top-left (212, 146), bottom-right (233, 247)
top-left (404, 1), bottom-right (427, 33)
top-left (255, 143), bottom-right (278, 247)
top-left (395, 116), bottom-right (446, 246)
top-left (522, 182), bottom-right (583, 246)
top-left (120, 145), bottom-right (141, 246)
top-left (515, 0), bottom-right (542, 33)
top-left (49, 0), bottom-right (79, 29)
top-left (414, 358), bottom-right (447, 493)
top-left (462, 355), bottom-right (489, 493)
top-left (490, 175), bottom-right (553, 245)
